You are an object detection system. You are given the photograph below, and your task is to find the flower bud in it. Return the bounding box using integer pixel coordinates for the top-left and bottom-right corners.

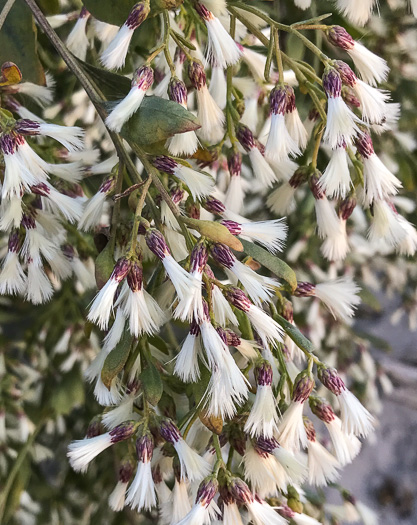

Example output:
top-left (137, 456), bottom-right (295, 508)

top-left (292, 372), bottom-right (315, 403)
top-left (326, 25), bottom-right (355, 51)
top-left (317, 366), bottom-right (345, 395)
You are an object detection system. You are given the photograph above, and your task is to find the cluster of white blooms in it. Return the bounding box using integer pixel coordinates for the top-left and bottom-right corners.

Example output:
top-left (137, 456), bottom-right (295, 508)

top-left (1, 0), bottom-right (415, 523)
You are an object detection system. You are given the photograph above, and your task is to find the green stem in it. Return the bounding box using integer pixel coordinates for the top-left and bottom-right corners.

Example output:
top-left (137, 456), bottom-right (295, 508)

top-left (128, 176), bottom-right (152, 257)
top-left (273, 27), bottom-right (284, 85)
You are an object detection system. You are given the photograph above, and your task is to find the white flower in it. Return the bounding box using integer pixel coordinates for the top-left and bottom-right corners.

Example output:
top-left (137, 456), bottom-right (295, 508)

top-left (286, 106), bottom-right (308, 150)
top-left (267, 182), bottom-right (296, 214)
top-left (0, 233), bottom-right (26, 295)
top-left (244, 361), bottom-right (279, 438)
top-left (313, 192), bottom-right (341, 240)
top-left (100, 2), bottom-right (150, 70)
top-left (327, 416), bottom-right (361, 466)
top-left (106, 66), bottom-right (154, 132)
top-left (88, 257), bottom-right (130, 330)
top-left (67, 422), bottom-right (136, 473)
top-left (25, 262), bottom-right (53, 305)
top-left (320, 219), bottom-right (350, 262)
top-left (318, 145), bottom-right (352, 199)
top-left (356, 133), bottom-right (401, 205)
top-left (174, 325), bottom-right (202, 382)
top-left (170, 479), bottom-right (192, 524)
top-left (224, 172), bottom-right (245, 214)
top-left (211, 285), bottom-right (238, 326)
top-left (306, 429), bottom-right (340, 486)
top-left (277, 401), bottom-right (307, 452)
top-left (368, 200), bottom-right (406, 247)
top-left (159, 420), bottom-right (211, 482)
top-left (209, 66), bottom-right (227, 109)
top-left (322, 68), bottom-right (361, 149)
top-left (334, 0), bottom-right (375, 25)
top-left (223, 502), bottom-right (244, 525)
top-left (327, 26), bottom-right (389, 85)
top-left (211, 243), bottom-right (278, 305)
top-left (4, 81), bottom-right (53, 107)
top-left (353, 80), bottom-right (391, 124)
top-left (66, 8), bottom-right (90, 61)
top-left (16, 120), bottom-right (84, 152)
top-left (265, 85), bottom-right (301, 163)
top-left (247, 499), bottom-right (288, 525)
top-left (318, 367), bottom-right (374, 437)
top-left (108, 481), bottom-right (129, 512)
top-left (222, 218), bottom-right (287, 254)
top-left (197, 4), bottom-right (241, 68)
top-left (101, 394), bottom-right (136, 430)
top-left (125, 459), bottom-right (156, 511)
top-left (33, 182), bottom-right (83, 223)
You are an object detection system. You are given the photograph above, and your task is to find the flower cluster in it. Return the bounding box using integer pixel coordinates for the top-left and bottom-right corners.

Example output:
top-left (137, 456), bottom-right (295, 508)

top-left (1, 0), bottom-right (414, 523)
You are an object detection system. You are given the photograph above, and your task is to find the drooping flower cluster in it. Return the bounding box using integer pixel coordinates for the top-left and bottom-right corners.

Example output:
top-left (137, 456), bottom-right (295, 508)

top-left (1, 0), bottom-right (414, 523)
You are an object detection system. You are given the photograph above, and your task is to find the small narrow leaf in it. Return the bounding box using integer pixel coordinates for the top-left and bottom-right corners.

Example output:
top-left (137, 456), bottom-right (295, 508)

top-left (101, 330), bottom-right (133, 388)
top-left (183, 218), bottom-right (243, 252)
top-left (140, 361), bottom-right (163, 406)
top-left (275, 314), bottom-right (315, 355)
top-left (240, 239), bottom-right (297, 292)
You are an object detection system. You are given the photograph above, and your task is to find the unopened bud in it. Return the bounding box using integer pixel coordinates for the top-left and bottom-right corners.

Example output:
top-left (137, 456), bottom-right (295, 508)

top-left (292, 372), bottom-right (315, 403)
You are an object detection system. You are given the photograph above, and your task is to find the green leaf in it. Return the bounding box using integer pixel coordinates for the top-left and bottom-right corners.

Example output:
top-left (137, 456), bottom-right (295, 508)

top-left (94, 241), bottom-right (115, 289)
top-left (275, 314), bottom-right (315, 356)
top-left (359, 287), bottom-right (382, 312)
top-left (115, 96), bottom-right (201, 145)
top-left (76, 58), bottom-right (131, 100)
top-left (139, 361), bottom-right (163, 406)
top-left (148, 334), bottom-right (170, 355)
top-left (50, 368), bottom-right (85, 416)
top-left (0, 0), bottom-right (44, 84)
top-left (101, 330), bottom-right (134, 388)
top-left (83, 0), bottom-right (135, 25)
top-left (239, 239), bottom-right (297, 292)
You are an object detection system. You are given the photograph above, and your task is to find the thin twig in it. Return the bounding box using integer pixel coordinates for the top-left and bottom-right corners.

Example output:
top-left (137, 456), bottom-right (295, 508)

top-left (0, 0), bottom-right (16, 32)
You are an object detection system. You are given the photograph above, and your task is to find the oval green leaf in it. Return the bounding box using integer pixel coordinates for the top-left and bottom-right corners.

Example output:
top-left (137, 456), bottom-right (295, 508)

top-left (101, 330), bottom-right (133, 388)
top-left (139, 361), bottom-right (163, 406)
top-left (275, 314), bottom-right (315, 356)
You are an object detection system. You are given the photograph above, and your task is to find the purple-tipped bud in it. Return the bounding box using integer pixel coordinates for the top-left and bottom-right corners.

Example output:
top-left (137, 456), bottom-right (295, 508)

top-left (0, 132), bottom-right (23, 154)
top-left (99, 175), bottom-right (117, 195)
top-left (168, 77), bottom-right (188, 106)
top-left (220, 220), bottom-right (242, 236)
top-left (355, 132), bottom-right (374, 159)
top-left (127, 261), bottom-right (143, 292)
top-left (318, 366), bottom-right (346, 396)
top-left (323, 68), bottom-right (342, 99)
top-left (342, 89), bottom-right (361, 108)
top-left (153, 155), bottom-right (177, 175)
top-left (279, 505), bottom-right (296, 519)
top-left (109, 420), bottom-right (138, 443)
top-left (195, 2), bottom-right (214, 21)
top-left (125, 1), bottom-right (151, 30)
top-left (224, 286), bottom-right (252, 312)
top-left (236, 124), bottom-right (256, 152)
top-left (211, 243), bottom-right (235, 269)
top-left (86, 418), bottom-right (102, 438)
top-left (145, 228), bottom-right (170, 259)
top-left (333, 60), bottom-right (357, 87)
top-left (31, 183), bottom-right (51, 197)
top-left (255, 360), bottom-right (273, 386)
top-left (339, 196), bottom-right (357, 220)
top-left (255, 435), bottom-right (279, 455)
top-left (159, 418), bottom-right (182, 444)
top-left (196, 476), bottom-right (219, 507)
top-left (21, 214), bottom-right (36, 230)
top-left (8, 230), bottom-right (22, 253)
top-left (132, 65), bottom-right (154, 90)
top-left (79, 6), bottom-right (90, 18)
top-left (304, 418), bottom-right (316, 442)
top-left (309, 396), bottom-right (336, 424)
top-left (270, 84), bottom-right (290, 116)
top-left (227, 151), bottom-right (242, 178)
top-left (14, 119), bottom-right (40, 136)
top-left (190, 319), bottom-right (201, 336)
top-left (171, 187), bottom-right (185, 205)
top-left (111, 257), bottom-right (131, 283)
top-left (216, 326), bottom-right (228, 345)
top-left (136, 431), bottom-right (154, 462)
top-left (225, 329), bottom-right (241, 348)
top-left (292, 372), bottom-right (315, 403)
top-left (188, 60), bottom-right (207, 91)
top-left (204, 196), bottom-right (226, 215)
top-left (190, 242), bottom-right (208, 273)
top-left (119, 458), bottom-right (135, 482)
top-left (289, 166), bottom-right (309, 189)
top-left (281, 299), bottom-right (294, 323)
top-left (309, 173), bottom-right (325, 200)
top-left (327, 25), bottom-right (355, 51)
top-left (229, 477), bottom-right (254, 505)
top-left (294, 281), bottom-right (316, 297)
top-left (285, 85), bottom-right (296, 113)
